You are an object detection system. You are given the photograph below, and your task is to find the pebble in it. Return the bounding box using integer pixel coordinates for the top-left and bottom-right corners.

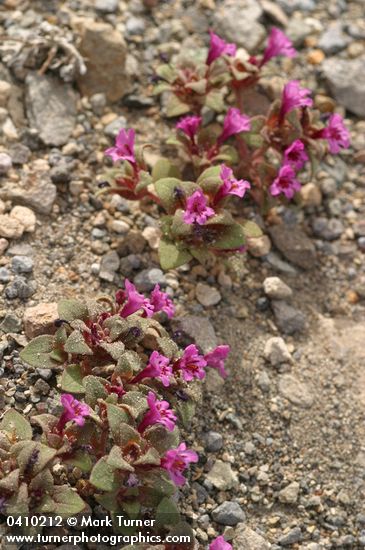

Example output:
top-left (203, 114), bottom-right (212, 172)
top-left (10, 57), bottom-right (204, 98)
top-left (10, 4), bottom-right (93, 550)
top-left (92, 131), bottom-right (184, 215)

top-left (0, 215), bottom-right (24, 239)
top-left (271, 301), bottom-right (306, 334)
top-left (90, 93), bottom-right (107, 115)
top-left (300, 183), bottom-right (322, 207)
top-left (142, 226), bottom-right (161, 250)
top-left (318, 22), bottom-right (350, 54)
top-left (104, 116), bottom-right (127, 139)
top-left (10, 206), bottom-right (36, 233)
top-left (109, 219), bottom-right (130, 234)
top-left (95, 0), bottom-right (119, 13)
top-left (234, 524), bottom-right (271, 549)
top-left (211, 501), bottom-right (245, 526)
top-left (0, 238), bottom-right (9, 255)
top-left (0, 152), bottom-right (12, 175)
top-left (247, 235), bottom-right (271, 257)
top-left (323, 56), bottom-right (365, 117)
top-left (278, 527), bottom-right (302, 546)
top-left (196, 283), bottom-right (221, 307)
top-left (312, 217), bottom-right (344, 240)
top-left (204, 431), bottom-right (223, 453)
top-left (263, 277), bottom-right (293, 300)
top-left (50, 163), bottom-right (72, 184)
top-left (278, 374), bottom-right (314, 408)
top-left (172, 316), bottom-right (217, 354)
top-left (206, 460), bottom-right (238, 491)
top-left (0, 267), bottom-right (11, 283)
top-left (99, 251), bottom-right (120, 282)
top-left (269, 225), bottom-right (316, 269)
top-left (264, 337), bottom-right (292, 366)
top-left (213, 0), bottom-right (265, 52)
top-left (12, 255), bottom-right (34, 274)
top-left (134, 268), bottom-right (166, 292)
top-left (9, 143), bottom-right (31, 165)
top-left (0, 313), bottom-right (22, 333)
top-left (23, 302), bottom-right (58, 339)
top-left (5, 276), bottom-right (36, 300)
top-left (126, 17), bottom-right (146, 36)
top-left (278, 481), bottom-right (300, 504)
top-left (257, 371), bottom-right (271, 393)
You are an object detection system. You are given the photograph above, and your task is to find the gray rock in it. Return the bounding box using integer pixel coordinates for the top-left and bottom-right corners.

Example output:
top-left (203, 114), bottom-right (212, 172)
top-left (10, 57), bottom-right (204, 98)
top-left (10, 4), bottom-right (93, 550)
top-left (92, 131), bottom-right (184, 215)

top-left (0, 267), bottom-right (11, 283)
top-left (5, 276), bottom-right (36, 300)
top-left (0, 152), bottom-right (12, 175)
top-left (26, 74), bottom-right (77, 146)
top-left (318, 23), bottom-right (350, 54)
top-left (277, 0), bottom-right (315, 13)
top-left (9, 144), bottom-right (31, 165)
top-left (11, 255), bottom-right (34, 274)
top-left (104, 116), bottom-right (127, 139)
top-left (257, 371), bottom-right (271, 393)
top-left (0, 176), bottom-right (57, 215)
top-left (278, 527), bottom-right (302, 546)
top-left (213, 0), bottom-right (265, 53)
top-left (278, 374), bottom-right (314, 408)
top-left (235, 524), bottom-right (271, 549)
top-left (196, 283), bottom-right (221, 307)
top-left (212, 501), bottom-right (245, 526)
top-left (8, 244), bottom-right (34, 256)
top-left (265, 252), bottom-right (297, 275)
top-left (95, 0), bottom-right (119, 13)
top-left (264, 337), bottom-right (292, 366)
top-left (286, 19), bottom-right (313, 47)
top-left (269, 225), bottom-right (316, 269)
top-left (279, 481), bottom-right (300, 504)
top-left (134, 268), bottom-right (166, 292)
top-left (172, 315), bottom-right (217, 353)
top-left (204, 431), bottom-right (223, 452)
top-left (99, 251), bottom-right (120, 282)
top-left (323, 56), bottom-right (365, 117)
top-left (0, 313), bottom-right (22, 333)
top-left (263, 277), bottom-right (293, 300)
top-left (312, 217), bottom-right (344, 241)
top-left (206, 460), bottom-right (238, 491)
top-left (126, 17), bottom-right (146, 36)
top-left (50, 163), bottom-right (72, 184)
top-left (272, 301), bottom-right (305, 334)
top-left (90, 93), bottom-right (107, 115)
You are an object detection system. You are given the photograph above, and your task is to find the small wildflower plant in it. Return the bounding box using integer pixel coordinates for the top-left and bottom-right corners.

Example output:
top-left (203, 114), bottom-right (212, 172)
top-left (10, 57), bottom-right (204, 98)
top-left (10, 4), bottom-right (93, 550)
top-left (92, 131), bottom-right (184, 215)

top-left (1, 283), bottom-right (229, 537)
top-left (100, 28), bottom-right (350, 270)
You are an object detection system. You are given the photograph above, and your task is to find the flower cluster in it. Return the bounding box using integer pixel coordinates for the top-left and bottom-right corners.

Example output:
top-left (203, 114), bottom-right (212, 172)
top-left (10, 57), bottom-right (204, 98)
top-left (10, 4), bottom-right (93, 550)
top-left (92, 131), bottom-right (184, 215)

top-left (12, 284), bottom-right (230, 536)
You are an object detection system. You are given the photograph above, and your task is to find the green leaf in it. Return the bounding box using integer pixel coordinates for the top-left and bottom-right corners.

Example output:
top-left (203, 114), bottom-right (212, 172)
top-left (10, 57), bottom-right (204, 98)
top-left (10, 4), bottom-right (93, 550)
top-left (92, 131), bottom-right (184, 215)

top-left (32, 414), bottom-right (58, 434)
top-left (170, 211), bottom-right (193, 238)
top-left (13, 441), bottom-right (57, 476)
top-left (144, 425), bottom-right (180, 455)
top-left (152, 159), bottom-right (181, 182)
top-left (99, 341), bottom-right (125, 360)
top-left (116, 423), bottom-right (142, 449)
top-left (0, 468), bottom-right (20, 492)
top-left (64, 451), bottom-right (93, 473)
top-left (205, 89), bottom-right (225, 112)
top-left (159, 238), bottom-right (192, 270)
top-left (106, 404), bottom-right (131, 439)
top-left (51, 486), bottom-right (86, 516)
top-left (134, 447), bottom-right (161, 466)
top-left (152, 82), bottom-right (172, 95)
top-left (116, 351), bottom-right (141, 379)
top-left (212, 223), bottom-right (246, 250)
top-left (121, 392), bottom-right (148, 420)
top-left (186, 78), bottom-right (207, 94)
top-left (0, 409), bottom-right (32, 440)
top-left (6, 482), bottom-right (29, 516)
top-left (107, 446), bottom-right (135, 472)
top-left (135, 170), bottom-right (153, 193)
top-left (241, 220), bottom-right (263, 238)
top-left (165, 94), bottom-right (191, 118)
top-left (104, 315), bottom-right (129, 341)
top-left (157, 336), bottom-right (179, 359)
top-left (189, 247), bottom-right (212, 264)
top-left (155, 64), bottom-right (175, 83)
top-left (83, 375), bottom-right (108, 406)
top-left (61, 364), bottom-right (85, 393)
top-left (197, 165), bottom-right (221, 184)
top-left (20, 335), bottom-right (59, 369)
top-left (90, 457), bottom-right (119, 492)
top-left (64, 331), bottom-right (92, 355)
top-left (176, 399), bottom-right (196, 429)
top-left (156, 497), bottom-right (180, 527)
top-left (154, 177), bottom-right (182, 211)
top-left (58, 299), bottom-right (88, 322)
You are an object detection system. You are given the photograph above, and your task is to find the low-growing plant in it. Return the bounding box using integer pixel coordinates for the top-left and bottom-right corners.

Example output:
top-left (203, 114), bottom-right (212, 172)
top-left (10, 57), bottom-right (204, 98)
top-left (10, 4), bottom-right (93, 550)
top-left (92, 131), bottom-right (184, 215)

top-left (99, 29), bottom-right (350, 270)
top-left (0, 283), bottom-right (229, 539)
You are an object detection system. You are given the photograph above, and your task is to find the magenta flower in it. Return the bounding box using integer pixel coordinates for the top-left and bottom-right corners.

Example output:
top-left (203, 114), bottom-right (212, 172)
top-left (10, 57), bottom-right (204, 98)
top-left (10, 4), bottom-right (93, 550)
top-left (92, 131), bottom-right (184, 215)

top-left (207, 30), bottom-right (237, 65)
top-left (270, 164), bottom-right (301, 200)
top-left (284, 139), bottom-right (309, 170)
top-left (133, 351), bottom-right (174, 388)
top-left (58, 394), bottom-right (90, 431)
top-left (280, 81), bottom-right (313, 119)
top-left (176, 116), bottom-right (202, 140)
top-left (317, 113), bottom-right (350, 154)
top-left (149, 284), bottom-right (175, 318)
top-left (261, 28), bottom-right (296, 66)
top-left (209, 536), bottom-right (232, 550)
top-left (119, 280), bottom-right (154, 318)
top-left (204, 345), bottom-right (230, 378)
top-left (138, 391), bottom-right (177, 433)
top-left (161, 442), bottom-right (198, 486)
top-left (105, 128), bottom-right (136, 164)
top-left (218, 107), bottom-right (251, 144)
top-left (217, 164), bottom-right (251, 200)
top-left (183, 190), bottom-right (215, 225)
top-left (176, 344), bottom-right (207, 382)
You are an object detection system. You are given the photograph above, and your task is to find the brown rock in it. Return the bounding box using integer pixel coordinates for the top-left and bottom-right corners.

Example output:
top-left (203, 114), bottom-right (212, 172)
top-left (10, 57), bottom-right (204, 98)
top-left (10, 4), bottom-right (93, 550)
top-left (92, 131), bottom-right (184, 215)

top-left (77, 20), bottom-right (131, 102)
top-left (247, 235), bottom-right (271, 257)
top-left (235, 525), bottom-right (271, 550)
top-left (23, 303), bottom-right (58, 339)
top-left (269, 224), bottom-right (316, 269)
top-left (300, 182), bottom-right (322, 207)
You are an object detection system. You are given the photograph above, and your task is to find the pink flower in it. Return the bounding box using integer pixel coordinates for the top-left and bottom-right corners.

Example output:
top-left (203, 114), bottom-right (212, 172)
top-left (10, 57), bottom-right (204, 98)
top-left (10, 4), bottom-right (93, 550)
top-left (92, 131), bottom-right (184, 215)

top-left (280, 80), bottom-right (313, 119)
top-left (218, 108), bottom-right (251, 144)
top-left (209, 536), bottom-right (232, 550)
top-left (105, 128), bottom-right (136, 164)
top-left (138, 391), bottom-right (177, 433)
top-left (217, 164), bottom-right (251, 201)
top-left (58, 394), bottom-right (90, 431)
top-left (183, 190), bottom-right (215, 225)
top-left (133, 351), bottom-right (174, 387)
top-left (149, 284), bottom-right (175, 318)
top-left (176, 344), bottom-right (207, 382)
top-left (204, 345), bottom-right (230, 378)
top-left (270, 164), bottom-right (301, 200)
top-left (207, 30), bottom-right (237, 65)
top-left (161, 442), bottom-right (198, 486)
top-left (176, 116), bottom-right (202, 140)
top-left (284, 139), bottom-right (309, 170)
top-left (119, 280), bottom-right (154, 318)
top-left (318, 113), bottom-right (350, 154)
top-left (261, 28), bottom-right (296, 66)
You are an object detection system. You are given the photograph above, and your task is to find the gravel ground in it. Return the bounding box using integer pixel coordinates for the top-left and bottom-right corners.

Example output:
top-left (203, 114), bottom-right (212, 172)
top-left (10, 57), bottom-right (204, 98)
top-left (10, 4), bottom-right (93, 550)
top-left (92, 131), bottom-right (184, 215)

top-left (0, 0), bottom-right (365, 549)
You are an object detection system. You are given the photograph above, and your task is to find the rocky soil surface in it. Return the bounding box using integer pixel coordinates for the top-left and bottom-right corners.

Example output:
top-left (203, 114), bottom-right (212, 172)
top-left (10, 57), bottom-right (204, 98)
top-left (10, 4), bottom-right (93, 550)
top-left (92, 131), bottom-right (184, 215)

top-left (0, 0), bottom-right (365, 549)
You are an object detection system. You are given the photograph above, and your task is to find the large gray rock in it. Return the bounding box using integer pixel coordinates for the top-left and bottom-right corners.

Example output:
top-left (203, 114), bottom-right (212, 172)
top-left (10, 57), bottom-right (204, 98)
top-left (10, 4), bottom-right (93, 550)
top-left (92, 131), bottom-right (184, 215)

top-left (77, 20), bottom-right (131, 102)
top-left (269, 225), bottom-right (316, 269)
top-left (206, 460), bottom-right (238, 491)
top-left (213, 0), bottom-right (265, 53)
top-left (272, 301), bottom-right (306, 334)
top-left (323, 56), bottom-right (365, 117)
top-left (172, 315), bottom-right (217, 353)
top-left (318, 23), bottom-right (350, 55)
top-left (26, 74), bottom-right (77, 146)
top-left (234, 525), bottom-right (271, 550)
top-left (212, 501), bottom-right (245, 526)
top-left (278, 374), bottom-right (314, 408)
